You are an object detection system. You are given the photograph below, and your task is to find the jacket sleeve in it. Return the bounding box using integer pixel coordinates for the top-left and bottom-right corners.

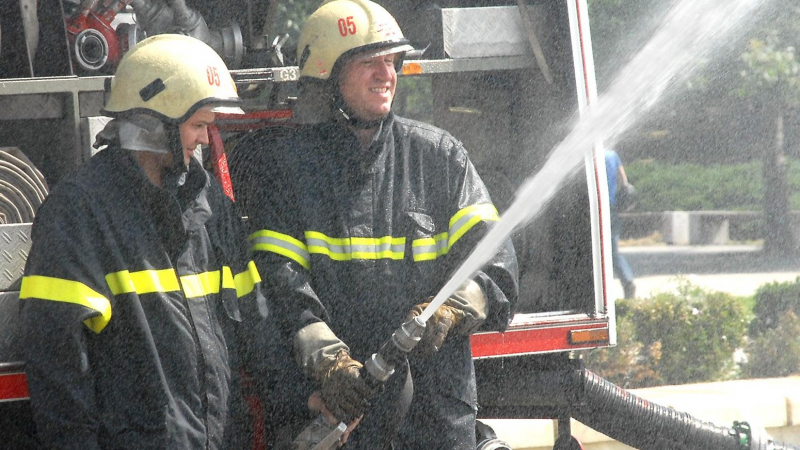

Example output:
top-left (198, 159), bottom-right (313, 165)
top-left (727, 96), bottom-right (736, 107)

top-left (230, 132), bottom-right (342, 376)
top-left (205, 175), bottom-right (265, 321)
top-left (202, 177), bottom-right (264, 450)
top-left (440, 135), bottom-right (519, 333)
top-left (20, 188), bottom-right (112, 450)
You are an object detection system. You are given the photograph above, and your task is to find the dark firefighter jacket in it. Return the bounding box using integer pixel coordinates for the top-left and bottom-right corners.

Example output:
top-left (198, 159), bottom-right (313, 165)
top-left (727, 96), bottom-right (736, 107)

top-left (20, 144), bottom-right (262, 450)
top-left (239, 113), bottom-right (519, 410)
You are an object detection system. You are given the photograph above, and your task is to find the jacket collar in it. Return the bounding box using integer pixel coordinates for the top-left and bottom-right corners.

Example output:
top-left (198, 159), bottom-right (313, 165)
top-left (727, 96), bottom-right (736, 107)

top-left (108, 145), bottom-right (212, 232)
top-left (322, 112), bottom-right (394, 173)
top-left (178, 158), bottom-right (212, 232)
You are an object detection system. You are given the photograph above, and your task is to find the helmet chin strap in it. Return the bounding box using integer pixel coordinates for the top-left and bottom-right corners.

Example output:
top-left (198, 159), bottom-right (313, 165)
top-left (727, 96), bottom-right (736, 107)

top-left (327, 49), bottom-right (404, 130)
top-left (331, 93), bottom-right (385, 130)
top-left (161, 124), bottom-right (189, 192)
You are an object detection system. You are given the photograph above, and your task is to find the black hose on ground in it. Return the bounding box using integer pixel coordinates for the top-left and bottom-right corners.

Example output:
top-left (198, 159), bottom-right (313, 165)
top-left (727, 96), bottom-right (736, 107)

top-left (569, 369), bottom-right (800, 450)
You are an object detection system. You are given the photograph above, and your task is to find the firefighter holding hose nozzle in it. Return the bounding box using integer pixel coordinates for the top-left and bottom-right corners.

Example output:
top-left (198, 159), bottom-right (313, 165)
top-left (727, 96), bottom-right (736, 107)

top-left (231, 0), bottom-right (519, 448)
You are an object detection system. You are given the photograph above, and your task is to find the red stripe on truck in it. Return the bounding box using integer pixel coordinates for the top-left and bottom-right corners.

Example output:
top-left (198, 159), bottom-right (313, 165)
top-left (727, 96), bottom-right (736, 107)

top-left (471, 322), bottom-right (609, 358)
top-left (0, 372), bottom-right (29, 402)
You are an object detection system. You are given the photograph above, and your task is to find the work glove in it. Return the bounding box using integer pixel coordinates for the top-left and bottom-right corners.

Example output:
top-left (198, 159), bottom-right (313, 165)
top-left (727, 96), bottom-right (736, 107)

top-left (312, 349), bottom-right (373, 423)
top-left (406, 279), bottom-right (488, 356)
top-left (294, 320), bottom-right (373, 423)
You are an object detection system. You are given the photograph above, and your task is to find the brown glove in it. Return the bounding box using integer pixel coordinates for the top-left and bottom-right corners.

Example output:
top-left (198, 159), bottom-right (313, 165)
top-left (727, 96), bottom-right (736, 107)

top-left (406, 301), bottom-right (458, 356)
top-left (406, 279), bottom-right (489, 356)
top-left (312, 349), bottom-right (373, 423)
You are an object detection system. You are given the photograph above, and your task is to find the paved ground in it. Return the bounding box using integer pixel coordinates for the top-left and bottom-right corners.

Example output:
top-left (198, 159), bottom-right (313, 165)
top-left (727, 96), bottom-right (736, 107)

top-left (609, 244), bottom-right (800, 300)
top-left (493, 244), bottom-right (800, 449)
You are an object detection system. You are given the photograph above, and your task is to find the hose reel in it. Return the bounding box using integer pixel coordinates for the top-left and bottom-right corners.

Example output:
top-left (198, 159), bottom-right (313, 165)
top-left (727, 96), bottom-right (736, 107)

top-left (0, 148), bottom-right (49, 224)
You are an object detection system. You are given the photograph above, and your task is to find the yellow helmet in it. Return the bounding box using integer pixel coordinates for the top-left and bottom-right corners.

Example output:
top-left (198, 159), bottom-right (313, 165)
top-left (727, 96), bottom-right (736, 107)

top-left (297, 0), bottom-right (413, 80)
top-left (102, 34), bottom-right (243, 123)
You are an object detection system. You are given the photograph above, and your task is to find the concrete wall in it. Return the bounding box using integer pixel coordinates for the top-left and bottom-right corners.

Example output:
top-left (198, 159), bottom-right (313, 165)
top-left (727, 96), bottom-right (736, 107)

top-left (620, 211), bottom-right (775, 245)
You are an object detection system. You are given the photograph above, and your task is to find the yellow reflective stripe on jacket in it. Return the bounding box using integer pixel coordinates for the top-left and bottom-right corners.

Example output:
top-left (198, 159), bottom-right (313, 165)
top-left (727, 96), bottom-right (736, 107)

top-left (410, 204), bottom-right (499, 261)
top-left (448, 204), bottom-right (499, 247)
top-left (233, 261), bottom-right (261, 298)
top-left (20, 275), bottom-right (112, 334)
top-left (305, 231), bottom-right (406, 261)
top-left (106, 269), bottom-right (180, 295)
top-left (250, 205), bottom-right (496, 265)
top-left (22, 266), bottom-right (259, 334)
top-left (180, 271), bottom-right (222, 299)
top-left (108, 266), bottom-right (260, 299)
top-left (411, 232), bottom-right (449, 262)
top-left (222, 266), bottom-right (235, 290)
top-left (250, 229), bottom-right (310, 269)
top-left (183, 267), bottom-right (260, 298)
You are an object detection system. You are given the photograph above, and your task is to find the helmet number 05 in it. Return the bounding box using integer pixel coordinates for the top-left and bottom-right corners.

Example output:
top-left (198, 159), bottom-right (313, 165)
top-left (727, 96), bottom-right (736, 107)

top-left (337, 16), bottom-right (357, 37)
top-left (206, 66), bottom-right (221, 87)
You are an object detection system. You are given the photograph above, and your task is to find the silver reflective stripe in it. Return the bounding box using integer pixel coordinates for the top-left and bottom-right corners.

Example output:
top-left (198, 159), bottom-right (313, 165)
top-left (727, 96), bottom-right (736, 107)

top-left (305, 231), bottom-right (405, 260)
top-left (250, 230), bottom-right (311, 269)
top-left (448, 204), bottom-right (499, 247)
top-left (412, 232), bottom-right (449, 261)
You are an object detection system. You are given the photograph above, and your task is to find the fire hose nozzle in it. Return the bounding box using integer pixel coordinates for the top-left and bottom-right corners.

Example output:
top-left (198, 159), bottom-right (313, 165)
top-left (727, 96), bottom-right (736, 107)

top-left (394, 316), bottom-right (427, 353)
top-left (297, 317), bottom-right (426, 449)
top-left (364, 317), bottom-right (426, 383)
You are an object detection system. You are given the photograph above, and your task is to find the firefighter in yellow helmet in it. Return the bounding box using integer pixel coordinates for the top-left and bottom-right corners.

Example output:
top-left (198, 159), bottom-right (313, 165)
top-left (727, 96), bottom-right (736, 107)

top-left (230, 0), bottom-right (518, 448)
top-left (291, 0), bottom-right (413, 127)
top-left (101, 32), bottom-right (244, 183)
top-left (20, 34), bottom-right (263, 450)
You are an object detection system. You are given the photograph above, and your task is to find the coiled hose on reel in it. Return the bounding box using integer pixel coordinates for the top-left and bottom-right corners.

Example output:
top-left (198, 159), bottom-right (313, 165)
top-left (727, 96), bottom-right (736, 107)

top-left (0, 147), bottom-right (48, 224)
top-left (571, 369), bottom-right (800, 450)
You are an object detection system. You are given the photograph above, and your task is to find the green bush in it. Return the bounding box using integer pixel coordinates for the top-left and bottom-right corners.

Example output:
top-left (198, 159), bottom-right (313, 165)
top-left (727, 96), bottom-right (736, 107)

top-left (583, 282), bottom-right (748, 388)
top-left (580, 300), bottom-right (659, 389)
top-left (742, 311), bottom-right (800, 378)
top-left (625, 160), bottom-right (763, 212)
top-left (624, 158), bottom-right (800, 212)
top-left (634, 285), bottom-right (747, 385)
top-left (584, 279), bottom-right (800, 386)
top-left (750, 277), bottom-right (800, 336)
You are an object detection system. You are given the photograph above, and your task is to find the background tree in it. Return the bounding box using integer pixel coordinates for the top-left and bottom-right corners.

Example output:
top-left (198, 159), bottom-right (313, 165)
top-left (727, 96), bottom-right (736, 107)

top-left (589, 0), bottom-right (800, 253)
top-left (587, 0), bottom-right (678, 92)
top-left (735, 26), bottom-right (800, 254)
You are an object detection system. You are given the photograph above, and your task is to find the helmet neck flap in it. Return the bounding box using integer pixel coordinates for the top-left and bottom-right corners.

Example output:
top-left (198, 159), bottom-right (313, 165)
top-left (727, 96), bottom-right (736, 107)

top-left (101, 34), bottom-right (243, 187)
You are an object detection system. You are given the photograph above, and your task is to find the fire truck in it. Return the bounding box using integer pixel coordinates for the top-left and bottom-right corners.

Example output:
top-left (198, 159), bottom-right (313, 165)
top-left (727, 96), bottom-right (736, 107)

top-left (0, 1), bottom-right (793, 449)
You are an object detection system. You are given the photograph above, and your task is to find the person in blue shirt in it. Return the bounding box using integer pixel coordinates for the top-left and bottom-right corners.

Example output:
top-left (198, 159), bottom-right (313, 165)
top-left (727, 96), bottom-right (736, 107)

top-left (605, 148), bottom-right (636, 299)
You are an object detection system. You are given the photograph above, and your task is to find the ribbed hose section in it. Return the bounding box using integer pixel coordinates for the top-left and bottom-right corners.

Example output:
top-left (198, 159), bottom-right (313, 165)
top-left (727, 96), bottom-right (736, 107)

top-left (0, 148), bottom-right (48, 224)
top-left (570, 369), bottom-right (800, 450)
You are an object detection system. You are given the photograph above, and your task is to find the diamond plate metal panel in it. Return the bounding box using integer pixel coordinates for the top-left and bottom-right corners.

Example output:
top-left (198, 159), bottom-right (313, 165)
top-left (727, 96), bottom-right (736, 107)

top-left (0, 224), bottom-right (31, 292)
top-left (0, 292), bottom-right (23, 363)
top-left (442, 7), bottom-right (530, 58)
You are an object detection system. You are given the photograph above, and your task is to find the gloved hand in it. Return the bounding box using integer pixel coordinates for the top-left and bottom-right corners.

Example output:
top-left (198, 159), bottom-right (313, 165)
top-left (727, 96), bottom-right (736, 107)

top-left (406, 301), bottom-right (458, 356)
top-left (406, 279), bottom-right (488, 356)
top-left (312, 349), bottom-right (373, 423)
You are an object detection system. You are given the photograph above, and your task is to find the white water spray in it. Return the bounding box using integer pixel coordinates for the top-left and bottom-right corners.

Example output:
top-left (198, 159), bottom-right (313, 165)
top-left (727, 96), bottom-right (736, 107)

top-left (419, 0), bottom-right (765, 323)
